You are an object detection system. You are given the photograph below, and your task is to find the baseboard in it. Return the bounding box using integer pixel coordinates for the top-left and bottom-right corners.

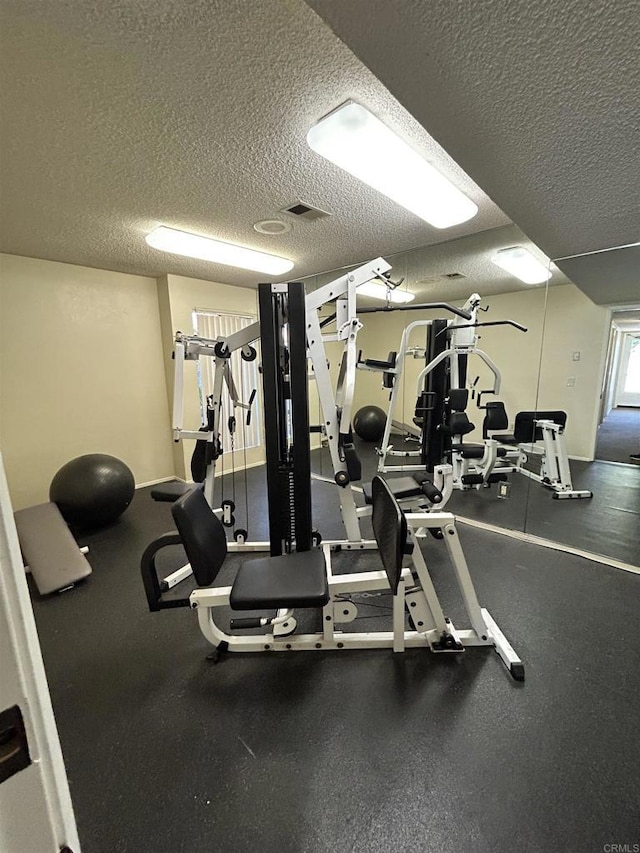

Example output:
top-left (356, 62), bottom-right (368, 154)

top-left (456, 515), bottom-right (640, 576)
top-left (135, 459), bottom-right (267, 490)
top-left (135, 476), bottom-right (179, 489)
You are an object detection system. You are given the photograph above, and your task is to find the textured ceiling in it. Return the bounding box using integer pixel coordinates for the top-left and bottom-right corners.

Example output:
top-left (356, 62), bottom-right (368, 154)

top-left (556, 245), bottom-right (640, 306)
top-left (303, 225), bottom-right (569, 304)
top-left (0, 0), bottom-right (510, 289)
top-left (306, 0), bottom-right (640, 303)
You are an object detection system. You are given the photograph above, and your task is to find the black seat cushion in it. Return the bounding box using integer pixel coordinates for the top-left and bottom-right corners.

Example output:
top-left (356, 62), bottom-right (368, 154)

top-left (451, 442), bottom-right (485, 458)
top-left (151, 481), bottom-right (190, 502)
top-left (494, 434), bottom-right (518, 445)
top-left (362, 475), bottom-right (422, 505)
top-left (230, 549), bottom-right (329, 610)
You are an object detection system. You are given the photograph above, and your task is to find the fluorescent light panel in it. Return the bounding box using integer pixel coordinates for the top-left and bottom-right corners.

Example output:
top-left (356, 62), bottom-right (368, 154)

top-left (357, 281), bottom-right (415, 303)
top-left (145, 226), bottom-right (294, 275)
top-left (491, 246), bottom-right (552, 284)
top-left (307, 102), bottom-right (478, 229)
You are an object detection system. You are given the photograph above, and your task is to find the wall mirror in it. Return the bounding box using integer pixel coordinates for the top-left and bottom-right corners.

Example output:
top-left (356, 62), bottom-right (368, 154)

top-left (301, 234), bottom-right (639, 570)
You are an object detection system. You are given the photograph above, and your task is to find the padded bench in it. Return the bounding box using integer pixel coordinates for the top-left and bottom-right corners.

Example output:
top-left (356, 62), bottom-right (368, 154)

top-left (362, 475), bottom-right (443, 506)
top-left (450, 444), bottom-right (509, 458)
top-left (14, 502), bottom-right (92, 594)
top-left (151, 481), bottom-right (191, 502)
top-left (362, 476), bottom-right (423, 506)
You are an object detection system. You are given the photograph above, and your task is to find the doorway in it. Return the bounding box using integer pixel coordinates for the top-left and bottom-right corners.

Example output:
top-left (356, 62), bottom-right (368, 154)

top-left (596, 311), bottom-right (640, 464)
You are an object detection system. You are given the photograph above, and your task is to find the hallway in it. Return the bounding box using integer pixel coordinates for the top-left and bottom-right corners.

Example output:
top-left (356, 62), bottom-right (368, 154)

top-left (595, 406), bottom-right (640, 463)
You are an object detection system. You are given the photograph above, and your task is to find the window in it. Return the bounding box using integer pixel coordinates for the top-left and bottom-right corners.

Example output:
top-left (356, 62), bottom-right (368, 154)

top-left (193, 310), bottom-right (262, 453)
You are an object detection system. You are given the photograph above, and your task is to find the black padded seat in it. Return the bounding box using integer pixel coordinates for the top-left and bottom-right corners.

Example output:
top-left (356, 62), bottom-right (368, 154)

top-left (451, 443), bottom-right (485, 459)
top-left (451, 443), bottom-right (510, 458)
top-left (362, 476), bottom-right (422, 506)
top-left (493, 434), bottom-right (519, 445)
top-left (151, 481), bottom-right (191, 502)
top-left (230, 549), bottom-right (329, 610)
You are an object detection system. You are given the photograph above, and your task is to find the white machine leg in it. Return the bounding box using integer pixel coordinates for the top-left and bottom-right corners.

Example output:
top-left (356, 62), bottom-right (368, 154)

top-left (481, 608), bottom-right (525, 681)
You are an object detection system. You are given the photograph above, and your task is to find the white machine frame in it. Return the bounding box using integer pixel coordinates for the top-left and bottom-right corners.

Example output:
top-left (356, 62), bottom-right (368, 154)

top-left (377, 294), bottom-right (502, 475)
top-left (164, 258), bottom-right (412, 594)
top-left (172, 323), bottom-right (260, 509)
top-left (306, 257), bottom-right (391, 544)
top-left (501, 419), bottom-right (592, 499)
top-left (187, 506), bottom-right (523, 679)
top-left (0, 454), bottom-right (81, 852)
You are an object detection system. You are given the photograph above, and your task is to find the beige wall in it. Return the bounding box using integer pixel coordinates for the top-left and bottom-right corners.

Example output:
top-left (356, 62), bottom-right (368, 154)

top-left (472, 285), bottom-right (608, 458)
top-left (0, 251), bottom-right (608, 518)
top-left (0, 254), bottom-right (174, 509)
top-left (537, 285), bottom-right (609, 458)
top-left (353, 284), bottom-right (609, 460)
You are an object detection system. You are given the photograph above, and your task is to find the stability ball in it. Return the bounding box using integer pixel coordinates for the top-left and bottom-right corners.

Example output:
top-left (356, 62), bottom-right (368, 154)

top-left (353, 406), bottom-right (386, 442)
top-left (50, 454), bottom-right (135, 529)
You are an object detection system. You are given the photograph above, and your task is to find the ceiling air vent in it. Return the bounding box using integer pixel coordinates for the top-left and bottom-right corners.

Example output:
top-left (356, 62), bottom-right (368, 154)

top-left (443, 272), bottom-right (466, 280)
top-left (282, 201), bottom-right (331, 221)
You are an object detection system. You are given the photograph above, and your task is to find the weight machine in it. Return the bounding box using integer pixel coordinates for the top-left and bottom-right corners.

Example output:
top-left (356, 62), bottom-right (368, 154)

top-left (482, 405), bottom-right (593, 499)
top-left (375, 294), bottom-right (526, 474)
top-left (142, 264), bottom-right (524, 679)
top-left (172, 325), bottom-right (259, 536)
top-left (372, 294), bottom-right (589, 501)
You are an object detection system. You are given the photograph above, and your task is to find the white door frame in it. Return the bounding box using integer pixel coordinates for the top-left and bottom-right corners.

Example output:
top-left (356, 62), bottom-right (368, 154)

top-left (0, 454), bottom-right (81, 853)
top-left (615, 332), bottom-right (640, 407)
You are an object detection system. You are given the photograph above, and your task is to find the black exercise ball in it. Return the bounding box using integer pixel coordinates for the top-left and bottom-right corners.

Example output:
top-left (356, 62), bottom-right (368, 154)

top-left (353, 405), bottom-right (387, 442)
top-left (50, 454), bottom-right (135, 529)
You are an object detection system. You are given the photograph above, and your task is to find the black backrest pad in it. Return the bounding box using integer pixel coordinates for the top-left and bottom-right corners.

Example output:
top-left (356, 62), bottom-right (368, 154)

top-left (371, 476), bottom-right (408, 594)
top-left (484, 401), bottom-right (509, 433)
top-left (448, 388), bottom-right (468, 411)
top-left (513, 410), bottom-right (567, 443)
top-left (447, 411), bottom-right (474, 437)
top-left (171, 486), bottom-right (228, 586)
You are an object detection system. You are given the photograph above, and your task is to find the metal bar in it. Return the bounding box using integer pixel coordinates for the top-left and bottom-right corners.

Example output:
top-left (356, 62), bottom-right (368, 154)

top-left (305, 258), bottom-right (391, 312)
top-left (358, 302), bottom-right (471, 319)
top-left (172, 339), bottom-right (185, 435)
top-left (288, 282), bottom-right (313, 551)
top-left (258, 283), bottom-right (285, 555)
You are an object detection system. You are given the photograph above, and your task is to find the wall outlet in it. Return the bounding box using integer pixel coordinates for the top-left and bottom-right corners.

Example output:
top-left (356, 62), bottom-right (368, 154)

top-left (572, 351), bottom-right (581, 361)
top-left (567, 376), bottom-right (576, 386)
top-left (498, 481), bottom-right (511, 499)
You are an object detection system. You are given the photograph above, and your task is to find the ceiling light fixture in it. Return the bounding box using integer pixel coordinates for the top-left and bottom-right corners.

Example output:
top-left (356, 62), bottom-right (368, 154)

top-left (490, 246), bottom-right (552, 284)
top-left (145, 226), bottom-right (294, 275)
top-left (306, 101), bottom-right (478, 229)
top-left (357, 281), bottom-right (415, 303)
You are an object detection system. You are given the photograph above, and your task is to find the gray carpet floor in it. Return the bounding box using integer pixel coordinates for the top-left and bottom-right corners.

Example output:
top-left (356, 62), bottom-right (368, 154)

top-left (595, 406), bottom-right (640, 463)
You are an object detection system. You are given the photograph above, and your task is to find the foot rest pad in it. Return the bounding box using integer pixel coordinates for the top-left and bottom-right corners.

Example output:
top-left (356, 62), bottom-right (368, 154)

top-left (363, 476), bottom-right (423, 506)
top-left (151, 481), bottom-right (191, 502)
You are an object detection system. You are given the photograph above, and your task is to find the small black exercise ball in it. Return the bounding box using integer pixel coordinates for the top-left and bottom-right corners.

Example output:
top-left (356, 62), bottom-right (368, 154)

top-left (50, 454), bottom-right (135, 529)
top-left (353, 405), bottom-right (387, 442)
